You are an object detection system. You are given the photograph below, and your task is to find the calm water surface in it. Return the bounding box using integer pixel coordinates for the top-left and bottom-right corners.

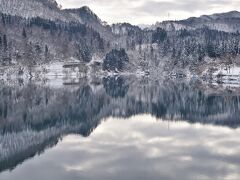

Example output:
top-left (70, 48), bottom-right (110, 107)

top-left (0, 77), bottom-right (240, 180)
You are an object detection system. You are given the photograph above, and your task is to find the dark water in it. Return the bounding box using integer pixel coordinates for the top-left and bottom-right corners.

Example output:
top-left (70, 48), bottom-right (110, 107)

top-left (0, 76), bottom-right (240, 180)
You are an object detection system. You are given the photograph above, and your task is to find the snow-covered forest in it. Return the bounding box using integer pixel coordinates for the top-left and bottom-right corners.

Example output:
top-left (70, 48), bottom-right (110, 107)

top-left (0, 0), bottom-right (240, 79)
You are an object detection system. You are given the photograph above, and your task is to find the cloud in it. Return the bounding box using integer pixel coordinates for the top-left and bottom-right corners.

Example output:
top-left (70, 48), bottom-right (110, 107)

top-left (56, 0), bottom-right (240, 24)
top-left (4, 116), bottom-right (240, 180)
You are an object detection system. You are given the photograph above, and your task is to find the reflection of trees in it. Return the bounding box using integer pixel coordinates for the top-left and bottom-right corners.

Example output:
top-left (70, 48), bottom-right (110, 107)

top-left (103, 76), bottom-right (129, 98)
top-left (0, 83), bottom-right (111, 172)
top-left (1, 80), bottom-right (240, 133)
top-left (0, 135), bottom-right (59, 173)
top-left (1, 79), bottom-right (240, 172)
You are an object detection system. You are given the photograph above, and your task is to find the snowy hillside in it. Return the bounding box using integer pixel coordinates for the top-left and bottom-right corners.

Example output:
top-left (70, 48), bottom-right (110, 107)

top-left (0, 0), bottom-right (81, 22)
top-left (0, 0), bottom-right (240, 78)
top-left (65, 6), bottom-right (114, 40)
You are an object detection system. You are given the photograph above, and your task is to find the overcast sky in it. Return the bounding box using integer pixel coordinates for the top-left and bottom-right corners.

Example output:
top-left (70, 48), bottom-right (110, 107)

top-left (56, 0), bottom-right (240, 25)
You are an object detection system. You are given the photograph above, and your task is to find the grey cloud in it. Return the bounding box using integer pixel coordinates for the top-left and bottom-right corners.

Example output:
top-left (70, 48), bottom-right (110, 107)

top-left (135, 0), bottom-right (239, 16)
top-left (56, 0), bottom-right (240, 24)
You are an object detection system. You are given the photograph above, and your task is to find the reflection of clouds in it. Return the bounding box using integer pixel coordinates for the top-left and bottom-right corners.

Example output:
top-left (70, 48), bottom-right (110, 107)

top-left (2, 115), bottom-right (240, 180)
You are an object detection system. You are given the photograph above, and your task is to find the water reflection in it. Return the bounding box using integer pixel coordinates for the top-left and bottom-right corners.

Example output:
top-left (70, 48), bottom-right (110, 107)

top-left (103, 76), bottom-right (129, 98)
top-left (1, 116), bottom-right (240, 180)
top-left (0, 76), bottom-right (240, 178)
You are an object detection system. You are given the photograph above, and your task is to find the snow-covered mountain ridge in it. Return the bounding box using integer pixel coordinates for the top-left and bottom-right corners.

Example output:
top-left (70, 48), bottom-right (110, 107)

top-left (0, 0), bottom-right (111, 67)
top-left (154, 11), bottom-right (240, 32)
top-left (0, 0), bottom-right (79, 22)
top-left (0, 0), bottom-right (111, 32)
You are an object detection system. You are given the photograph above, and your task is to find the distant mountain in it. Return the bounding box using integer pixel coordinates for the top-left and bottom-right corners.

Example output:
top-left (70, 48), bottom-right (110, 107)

top-left (154, 11), bottom-right (240, 32)
top-left (137, 24), bottom-right (152, 29)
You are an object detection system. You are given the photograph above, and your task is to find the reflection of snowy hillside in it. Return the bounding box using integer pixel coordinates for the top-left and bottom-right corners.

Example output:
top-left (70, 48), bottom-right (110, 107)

top-left (0, 125), bottom-right (77, 171)
top-left (1, 77), bottom-right (240, 172)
